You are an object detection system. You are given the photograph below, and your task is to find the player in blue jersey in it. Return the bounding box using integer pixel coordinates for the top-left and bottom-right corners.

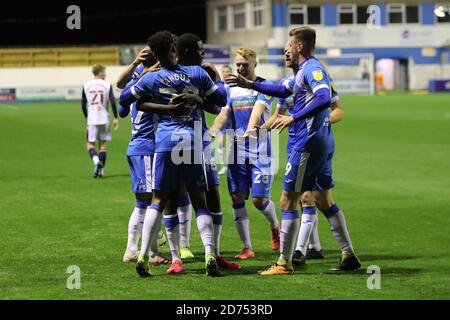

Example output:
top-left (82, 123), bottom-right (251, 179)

top-left (116, 47), bottom-right (173, 265)
top-left (174, 33), bottom-right (241, 270)
top-left (212, 48), bottom-right (280, 260)
top-left (265, 44), bottom-right (353, 267)
top-left (119, 31), bottom-right (228, 277)
top-left (227, 27), bottom-right (360, 274)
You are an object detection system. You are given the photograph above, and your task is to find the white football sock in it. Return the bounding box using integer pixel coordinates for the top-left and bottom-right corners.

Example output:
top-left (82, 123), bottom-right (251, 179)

top-left (140, 205), bottom-right (162, 257)
top-left (327, 210), bottom-right (353, 254)
top-left (92, 155), bottom-right (100, 165)
top-left (126, 206), bottom-right (146, 251)
top-left (196, 209), bottom-right (215, 256)
top-left (233, 203), bottom-right (252, 249)
top-left (164, 214), bottom-right (181, 262)
top-left (308, 217), bottom-right (322, 251)
top-left (178, 204), bottom-right (192, 248)
top-left (296, 206), bottom-right (317, 255)
top-left (278, 210), bottom-right (300, 264)
top-left (257, 200), bottom-right (279, 230)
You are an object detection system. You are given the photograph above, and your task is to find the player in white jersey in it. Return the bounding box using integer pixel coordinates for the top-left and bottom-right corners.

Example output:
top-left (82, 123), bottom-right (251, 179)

top-left (82, 65), bottom-right (119, 178)
top-left (212, 48), bottom-right (280, 260)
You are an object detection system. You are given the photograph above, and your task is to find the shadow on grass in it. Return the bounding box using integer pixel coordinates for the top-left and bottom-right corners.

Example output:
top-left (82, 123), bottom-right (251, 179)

top-left (98, 174), bottom-right (130, 180)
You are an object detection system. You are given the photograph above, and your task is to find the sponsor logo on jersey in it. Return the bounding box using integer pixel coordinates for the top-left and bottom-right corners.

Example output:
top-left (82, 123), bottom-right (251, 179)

top-left (312, 70), bottom-right (324, 81)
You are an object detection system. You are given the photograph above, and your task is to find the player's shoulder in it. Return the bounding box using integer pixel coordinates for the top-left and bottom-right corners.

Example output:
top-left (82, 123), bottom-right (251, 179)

top-left (254, 76), bottom-right (272, 85)
top-left (304, 58), bottom-right (329, 82)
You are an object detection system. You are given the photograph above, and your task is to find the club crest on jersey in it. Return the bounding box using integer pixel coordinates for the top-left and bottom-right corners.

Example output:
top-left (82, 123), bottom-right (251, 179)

top-left (312, 70), bottom-right (323, 81)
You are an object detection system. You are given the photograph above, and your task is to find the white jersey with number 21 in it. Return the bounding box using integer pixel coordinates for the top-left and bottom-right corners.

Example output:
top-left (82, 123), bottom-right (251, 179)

top-left (83, 79), bottom-right (112, 125)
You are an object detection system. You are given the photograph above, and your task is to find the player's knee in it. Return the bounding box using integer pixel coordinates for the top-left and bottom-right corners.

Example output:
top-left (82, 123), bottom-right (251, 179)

top-left (252, 197), bottom-right (267, 209)
top-left (301, 192), bottom-right (315, 206)
top-left (135, 192), bottom-right (152, 202)
top-left (231, 193), bottom-right (245, 204)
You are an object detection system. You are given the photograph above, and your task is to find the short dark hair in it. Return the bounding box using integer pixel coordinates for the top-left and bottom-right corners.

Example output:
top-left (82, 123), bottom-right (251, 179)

top-left (289, 26), bottom-right (316, 53)
top-left (142, 49), bottom-right (158, 68)
top-left (147, 31), bottom-right (175, 60)
top-left (177, 33), bottom-right (203, 65)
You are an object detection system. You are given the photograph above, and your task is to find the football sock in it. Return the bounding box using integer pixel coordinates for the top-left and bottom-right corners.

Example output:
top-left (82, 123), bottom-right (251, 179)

top-left (126, 200), bottom-right (149, 251)
top-left (178, 194), bottom-right (192, 248)
top-left (164, 213), bottom-right (181, 262)
top-left (140, 204), bottom-right (162, 257)
top-left (296, 206), bottom-right (317, 255)
top-left (324, 203), bottom-right (354, 254)
top-left (195, 208), bottom-right (214, 256)
top-left (99, 151), bottom-right (107, 167)
top-left (232, 202), bottom-right (252, 249)
top-left (308, 215), bottom-right (322, 251)
top-left (88, 148), bottom-right (99, 165)
top-left (278, 210), bottom-right (299, 265)
top-left (255, 200), bottom-right (279, 230)
top-left (211, 211), bottom-right (223, 257)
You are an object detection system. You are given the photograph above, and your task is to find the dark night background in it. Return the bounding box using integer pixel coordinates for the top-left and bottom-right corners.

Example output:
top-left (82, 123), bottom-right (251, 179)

top-left (0, 0), bottom-right (206, 47)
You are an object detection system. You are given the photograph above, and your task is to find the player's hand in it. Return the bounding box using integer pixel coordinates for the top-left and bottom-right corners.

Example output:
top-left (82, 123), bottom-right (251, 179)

top-left (171, 93), bottom-right (203, 106)
top-left (270, 114), bottom-right (294, 132)
top-left (236, 127), bottom-right (259, 142)
top-left (113, 118), bottom-right (119, 130)
top-left (202, 63), bottom-right (221, 82)
top-left (208, 127), bottom-right (220, 139)
top-left (132, 47), bottom-right (150, 67)
top-left (225, 74), bottom-right (253, 89)
top-left (141, 61), bottom-right (161, 76)
top-left (169, 102), bottom-right (193, 117)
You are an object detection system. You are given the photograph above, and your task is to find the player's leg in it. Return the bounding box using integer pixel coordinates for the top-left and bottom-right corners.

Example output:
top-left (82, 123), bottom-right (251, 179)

top-left (228, 163), bottom-right (254, 259)
top-left (97, 124), bottom-right (111, 177)
top-left (259, 190), bottom-right (300, 276)
top-left (86, 125), bottom-right (101, 178)
top-left (177, 188), bottom-right (194, 260)
top-left (314, 188), bottom-right (361, 271)
top-left (293, 191), bottom-right (317, 266)
top-left (206, 183), bottom-right (241, 270)
top-left (136, 152), bottom-right (173, 276)
top-left (250, 166), bottom-right (280, 251)
top-left (305, 190), bottom-right (324, 259)
top-left (164, 192), bottom-right (184, 274)
top-left (260, 149), bottom-right (317, 275)
top-left (184, 156), bottom-right (220, 277)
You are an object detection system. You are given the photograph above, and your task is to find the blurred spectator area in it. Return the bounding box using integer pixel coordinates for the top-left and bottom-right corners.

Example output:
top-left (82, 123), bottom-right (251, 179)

top-left (0, 47), bottom-right (120, 68)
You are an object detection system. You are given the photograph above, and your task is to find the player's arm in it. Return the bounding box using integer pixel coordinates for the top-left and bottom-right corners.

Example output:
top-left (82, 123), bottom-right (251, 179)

top-left (197, 67), bottom-right (227, 108)
top-left (119, 72), bottom-right (152, 108)
top-left (81, 88), bottom-right (88, 119)
top-left (226, 74), bottom-right (292, 98)
top-left (116, 47), bottom-right (149, 89)
top-left (211, 106), bottom-right (231, 134)
top-left (260, 104), bottom-right (286, 130)
top-left (136, 100), bottom-right (186, 115)
top-left (109, 87), bottom-right (119, 129)
top-left (171, 93), bottom-right (220, 115)
top-left (330, 100), bottom-right (343, 124)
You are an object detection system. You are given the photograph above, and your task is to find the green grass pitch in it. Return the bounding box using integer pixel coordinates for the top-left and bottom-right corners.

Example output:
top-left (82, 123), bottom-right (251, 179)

top-left (1, 93), bottom-right (450, 300)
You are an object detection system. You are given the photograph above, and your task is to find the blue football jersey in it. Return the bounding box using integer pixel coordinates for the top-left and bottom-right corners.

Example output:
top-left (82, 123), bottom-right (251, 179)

top-left (227, 77), bottom-right (273, 163)
top-left (285, 58), bottom-right (335, 152)
top-left (124, 74), bottom-right (158, 156)
top-left (129, 65), bottom-right (219, 153)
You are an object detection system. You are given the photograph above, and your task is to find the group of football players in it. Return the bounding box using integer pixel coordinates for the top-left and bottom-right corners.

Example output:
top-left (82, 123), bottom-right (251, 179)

top-left (82, 26), bottom-right (361, 277)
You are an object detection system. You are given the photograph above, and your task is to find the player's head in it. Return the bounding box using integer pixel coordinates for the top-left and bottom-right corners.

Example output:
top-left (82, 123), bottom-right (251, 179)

top-left (221, 65), bottom-right (232, 80)
top-left (234, 48), bottom-right (257, 80)
top-left (176, 33), bottom-right (204, 66)
top-left (147, 31), bottom-right (177, 68)
top-left (92, 64), bottom-right (106, 79)
top-left (142, 45), bottom-right (158, 68)
top-left (288, 26), bottom-right (316, 61)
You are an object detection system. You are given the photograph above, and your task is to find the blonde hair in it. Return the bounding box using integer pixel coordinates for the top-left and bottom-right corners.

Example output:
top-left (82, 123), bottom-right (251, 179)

top-left (235, 48), bottom-right (257, 66)
top-left (92, 64), bottom-right (106, 76)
